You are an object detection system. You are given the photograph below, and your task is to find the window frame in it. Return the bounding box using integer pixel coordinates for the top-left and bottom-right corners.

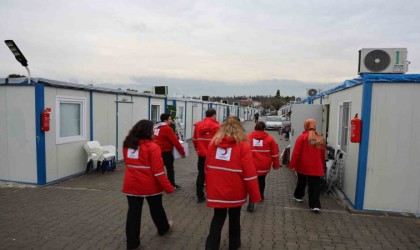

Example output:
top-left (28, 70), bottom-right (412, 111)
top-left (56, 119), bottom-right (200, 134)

top-left (151, 104), bottom-right (160, 124)
top-left (337, 101), bottom-right (351, 153)
top-left (56, 95), bottom-right (87, 144)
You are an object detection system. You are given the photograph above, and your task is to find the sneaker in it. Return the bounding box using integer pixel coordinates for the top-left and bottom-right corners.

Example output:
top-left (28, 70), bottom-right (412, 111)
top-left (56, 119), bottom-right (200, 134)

top-left (174, 184), bottom-right (182, 190)
top-left (293, 196), bottom-right (303, 202)
top-left (168, 220), bottom-right (174, 230)
top-left (311, 208), bottom-right (320, 213)
top-left (247, 203), bottom-right (255, 213)
top-left (197, 196), bottom-right (206, 203)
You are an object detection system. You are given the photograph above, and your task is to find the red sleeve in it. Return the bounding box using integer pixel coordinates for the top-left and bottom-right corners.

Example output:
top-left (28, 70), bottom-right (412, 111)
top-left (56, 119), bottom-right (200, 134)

top-left (192, 124), bottom-right (198, 150)
top-left (270, 137), bottom-right (281, 169)
top-left (241, 142), bottom-right (262, 203)
top-left (289, 135), bottom-right (303, 170)
top-left (166, 127), bottom-right (185, 156)
top-left (149, 145), bottom-right (174, 193)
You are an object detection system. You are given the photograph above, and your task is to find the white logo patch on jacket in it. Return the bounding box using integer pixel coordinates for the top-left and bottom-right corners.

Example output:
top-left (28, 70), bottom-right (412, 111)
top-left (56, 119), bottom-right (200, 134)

top-left (253, 139), bottom-right (263, 147)
top-left (215, 147), bottom-right (232, 161)
top-left (153, 128), bottom-right (160, 136)
top-left (127, 148), bottom-right (139, 159)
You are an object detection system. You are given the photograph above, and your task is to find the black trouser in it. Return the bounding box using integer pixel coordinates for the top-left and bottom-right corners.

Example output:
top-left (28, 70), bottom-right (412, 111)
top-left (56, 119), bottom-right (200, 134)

top-left (126, 195), bottom-right (170, 249)
top-left (162, 151), bottom-right (175, 186)
top-left (293, 173), bottom-right (321, 209)
top-left (258, 175), bottom-right (267, 200)
top-left (206, 207), bottom-right (242, 250)
top-left (196, 156), bottom-right (206, 199)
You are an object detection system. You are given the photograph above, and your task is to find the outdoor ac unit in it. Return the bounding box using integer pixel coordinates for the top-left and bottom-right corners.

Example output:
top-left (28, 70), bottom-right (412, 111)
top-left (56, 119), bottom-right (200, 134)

top-left (306, 88), bottom-right (318, 97)
top-left (295, 97), bottom-right (302, 102)
top-left (358, 48), bottom-right (408, 74)
top-left (154, 86), bottom-right (168, 95)
top-left (201, 96), bottom-right (210, 101)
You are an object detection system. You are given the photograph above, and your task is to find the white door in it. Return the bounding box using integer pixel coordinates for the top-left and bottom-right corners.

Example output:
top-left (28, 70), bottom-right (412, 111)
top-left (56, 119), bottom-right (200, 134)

top-left (117, 103), bottom-right (133, 161)
top-left (290, 104), bottom-right (323, 160)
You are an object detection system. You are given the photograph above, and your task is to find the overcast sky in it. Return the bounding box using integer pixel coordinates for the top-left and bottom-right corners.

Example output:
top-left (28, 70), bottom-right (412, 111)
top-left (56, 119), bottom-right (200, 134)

top-left (1, 0), bottom-right (419, 97)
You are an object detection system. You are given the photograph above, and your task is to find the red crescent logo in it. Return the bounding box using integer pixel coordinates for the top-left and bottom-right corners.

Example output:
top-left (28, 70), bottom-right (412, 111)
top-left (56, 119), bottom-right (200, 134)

top-left (222, 148), bottom-right (228, 155)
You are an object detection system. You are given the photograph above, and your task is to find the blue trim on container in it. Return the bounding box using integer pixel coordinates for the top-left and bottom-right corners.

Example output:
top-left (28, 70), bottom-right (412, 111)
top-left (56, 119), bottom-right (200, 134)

top-left (320, 95), bottom-right (323, 104)
top-left (35, 81), bottom-right (46, 185)
top-left (148, 96), bottom-right (151, 119)
top-left (90, 91), bottom-right (93, 141)
top-left (116, 94), bottom-right (119, 161)
top-left (164, 97), bottom-right (168, 113)
top-left (355, 74), bottom-right (373, 210)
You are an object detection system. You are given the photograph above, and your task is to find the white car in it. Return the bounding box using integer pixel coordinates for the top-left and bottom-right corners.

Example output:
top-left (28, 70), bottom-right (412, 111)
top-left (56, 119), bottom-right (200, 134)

top-left (264, 116), bottom-right (283, 130)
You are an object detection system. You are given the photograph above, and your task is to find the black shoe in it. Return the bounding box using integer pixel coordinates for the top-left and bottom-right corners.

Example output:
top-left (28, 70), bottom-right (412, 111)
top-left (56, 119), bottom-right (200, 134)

top-left (247, 203), bottom-right (255, 212)
top-left (174, 184), bottom-right (182, 190)
top-left (197, 196), bottom-right (206, 203)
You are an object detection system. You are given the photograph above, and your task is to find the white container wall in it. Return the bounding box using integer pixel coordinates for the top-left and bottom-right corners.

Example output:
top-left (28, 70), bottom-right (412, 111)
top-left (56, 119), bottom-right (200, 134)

top-left (365, 82), bottom-right (420, 213)
top-left (0, 86), bottom-right (37, 183)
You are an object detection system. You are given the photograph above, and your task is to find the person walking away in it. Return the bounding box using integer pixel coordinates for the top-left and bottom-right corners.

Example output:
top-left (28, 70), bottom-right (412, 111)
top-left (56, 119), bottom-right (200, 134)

top-left (246, 121), bottom-right (280, 212)
top-left (122, 120), bottom-right (175, 250)
top-left (154, 113), bottom-right (186, 189)
top-left (192, 108), bottom-right (221, 203)
top-left (288, 119), bottom-right (326, 213)
top-left (205, 116), bottom-right (262, 250)
top-left (254, 112), bottom-right (259, 123)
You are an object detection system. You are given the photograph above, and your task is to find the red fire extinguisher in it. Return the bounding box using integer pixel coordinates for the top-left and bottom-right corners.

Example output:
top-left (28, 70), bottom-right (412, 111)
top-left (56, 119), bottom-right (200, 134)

top-left (350, 113), bottom-right (362, 143)
top-left (41, 108), bottom-right (51, 132)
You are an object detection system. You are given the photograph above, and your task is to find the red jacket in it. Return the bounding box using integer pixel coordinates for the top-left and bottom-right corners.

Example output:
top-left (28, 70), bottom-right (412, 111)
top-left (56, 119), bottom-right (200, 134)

top-left (288, 131), bottom-right (325, 176)
top-left (205, 137), bottom-right (262, 208)
top-left (153, 122), bottom-right (185, 155)
top-left (247, 131), bottom-right (280, 176)
top-left (122, 140), bottom-right (174, 196)
top-left (193, 118), bottom-right (220, 157)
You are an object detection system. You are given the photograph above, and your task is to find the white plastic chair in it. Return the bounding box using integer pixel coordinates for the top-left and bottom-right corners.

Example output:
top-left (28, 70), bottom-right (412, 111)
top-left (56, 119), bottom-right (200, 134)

top-left (84, 141), bottom-right (116, 173)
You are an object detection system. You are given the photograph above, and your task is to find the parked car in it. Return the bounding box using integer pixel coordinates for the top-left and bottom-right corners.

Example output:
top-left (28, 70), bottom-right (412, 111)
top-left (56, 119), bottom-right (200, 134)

top-left (264, 116), bottom-right (283, 130)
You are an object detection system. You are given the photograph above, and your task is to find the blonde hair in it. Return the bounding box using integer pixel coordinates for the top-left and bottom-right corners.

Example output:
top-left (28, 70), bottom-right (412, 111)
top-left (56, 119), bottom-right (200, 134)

top-left (211, 116), bottom-right (247, 146)
top-left (304, 119), bottom-right (325, 149)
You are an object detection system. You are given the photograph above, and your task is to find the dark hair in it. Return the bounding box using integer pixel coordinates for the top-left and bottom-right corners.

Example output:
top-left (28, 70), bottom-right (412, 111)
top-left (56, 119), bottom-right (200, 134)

top-left (160, 113), bottom-right (171, 122)
top-left (123, 120), bottom-right (153, 149)
top-left (255, 121), bottom-right (265, 131)
top-left (205, 108), bottom-right (216, 117)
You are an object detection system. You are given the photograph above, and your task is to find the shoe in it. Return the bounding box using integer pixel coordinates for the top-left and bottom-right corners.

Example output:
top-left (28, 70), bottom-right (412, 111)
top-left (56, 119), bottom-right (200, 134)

top-left (197, 196), bottom-right (206, 203)
top-left (311, 208), bottom-right (320, 213)
top-left (247, 203), bottom-right (255, 213)
top-left (293, 196), bottom-right (303, 202)
top-left (159, 220), bottom-right (174, 236)
top-left (174, 184), bottom-right (182, 190)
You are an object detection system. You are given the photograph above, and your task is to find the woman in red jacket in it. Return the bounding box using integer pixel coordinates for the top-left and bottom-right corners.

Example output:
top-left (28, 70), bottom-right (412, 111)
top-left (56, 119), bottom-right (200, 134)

top-left (205, 116), bottom-right (261, 250)
top-left (246, 121), bottom-right (280, 212)
top-left (289, 119), bottom-right (326, 213)
top-left (122, 120), bottom-right (175, 249)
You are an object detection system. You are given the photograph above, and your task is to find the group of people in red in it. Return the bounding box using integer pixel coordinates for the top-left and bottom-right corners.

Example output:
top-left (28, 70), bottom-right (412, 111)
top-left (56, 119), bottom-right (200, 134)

top-left (121, 108), bottom-right (325, 250)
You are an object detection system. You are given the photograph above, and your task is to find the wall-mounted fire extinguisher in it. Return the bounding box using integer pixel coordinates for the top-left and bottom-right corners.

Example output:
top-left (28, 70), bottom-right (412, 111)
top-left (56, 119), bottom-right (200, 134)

top-left (41, 108), bottom-right (51, 132)
top-left (350, 113), bottom-right (362, 143)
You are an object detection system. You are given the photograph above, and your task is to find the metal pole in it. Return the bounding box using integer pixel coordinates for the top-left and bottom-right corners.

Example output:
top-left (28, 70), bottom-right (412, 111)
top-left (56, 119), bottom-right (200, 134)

top-left (25, 66), bottom-right (31, 84)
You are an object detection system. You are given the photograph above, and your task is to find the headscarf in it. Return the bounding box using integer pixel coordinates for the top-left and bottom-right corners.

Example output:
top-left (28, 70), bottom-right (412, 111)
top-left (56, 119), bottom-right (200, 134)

top-left (304, 119), bottom-right (325, 149)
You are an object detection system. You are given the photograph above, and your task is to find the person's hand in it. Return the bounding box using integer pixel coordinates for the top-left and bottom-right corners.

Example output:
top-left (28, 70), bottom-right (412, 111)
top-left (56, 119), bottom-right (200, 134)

top-left (181, 154), bottom-right (186, 158)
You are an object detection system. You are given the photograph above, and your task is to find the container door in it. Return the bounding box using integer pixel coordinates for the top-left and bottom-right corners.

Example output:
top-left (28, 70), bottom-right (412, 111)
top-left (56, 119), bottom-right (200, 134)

top-left (290, 104), bottom-right (323, 161)
top-left (117, 103), bottom-right (133, 161)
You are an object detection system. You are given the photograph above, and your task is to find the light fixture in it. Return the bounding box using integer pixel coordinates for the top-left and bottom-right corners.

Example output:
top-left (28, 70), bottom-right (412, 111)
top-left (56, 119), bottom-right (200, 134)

top-left (4, 40), bottom-right (31, 84)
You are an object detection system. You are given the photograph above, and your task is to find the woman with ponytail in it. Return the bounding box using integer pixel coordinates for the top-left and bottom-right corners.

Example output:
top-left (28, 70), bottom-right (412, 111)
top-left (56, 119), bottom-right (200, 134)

top-left (288, 119), bottom-right (326, 213)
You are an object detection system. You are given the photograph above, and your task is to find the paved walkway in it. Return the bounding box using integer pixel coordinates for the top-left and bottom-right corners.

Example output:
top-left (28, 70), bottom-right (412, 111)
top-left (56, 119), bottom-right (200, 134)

top-left (0, 121), bottom-right (419, 250)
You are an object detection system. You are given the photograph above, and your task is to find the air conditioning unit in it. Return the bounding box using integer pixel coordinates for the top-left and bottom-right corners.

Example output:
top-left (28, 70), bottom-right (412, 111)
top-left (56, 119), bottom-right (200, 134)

top-left (306, 88), bottom-right (318, 97)
top-left (154, 86), bottom-right (168, 95)
top-left (201, 96), bottom-right (210, 101)
top-left (295, 97), bottom-right (302, 102)
top-left (358, 48), bottom-right (408, 74)
top-left (221, 100), bottom-right (228, 104)
top-left (233, 102), bottom-right (239, 106)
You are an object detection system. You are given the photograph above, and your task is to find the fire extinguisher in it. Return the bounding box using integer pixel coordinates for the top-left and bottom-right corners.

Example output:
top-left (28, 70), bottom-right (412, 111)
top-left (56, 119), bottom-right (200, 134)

top-left (41, 108), bottom-right (51, 132)
top-left (350, 113), bottom-right (362, 143)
